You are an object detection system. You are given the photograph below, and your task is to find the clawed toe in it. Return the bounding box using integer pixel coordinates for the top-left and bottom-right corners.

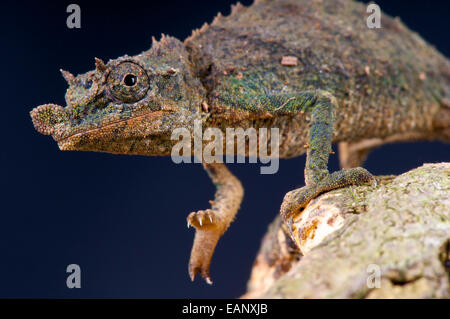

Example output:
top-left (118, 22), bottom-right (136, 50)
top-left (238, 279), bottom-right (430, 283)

top-left (187, 209), bottom-right (215, 229)
top-left (280, 167), bottom-right (375, 227)
top-left (280, 186), bottom-right (314, 223)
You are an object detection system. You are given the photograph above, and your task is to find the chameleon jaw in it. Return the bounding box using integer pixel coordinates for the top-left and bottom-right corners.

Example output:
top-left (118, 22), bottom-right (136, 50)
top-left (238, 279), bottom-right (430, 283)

top-left (56, 110), bottom-right (170, 153)
top-left (31, 105), bottom-right (173, 154)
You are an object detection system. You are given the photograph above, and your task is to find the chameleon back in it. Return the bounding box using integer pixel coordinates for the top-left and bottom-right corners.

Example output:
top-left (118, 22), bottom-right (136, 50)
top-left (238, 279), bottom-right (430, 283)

top-left (186, 0), bottom-right (450, 151)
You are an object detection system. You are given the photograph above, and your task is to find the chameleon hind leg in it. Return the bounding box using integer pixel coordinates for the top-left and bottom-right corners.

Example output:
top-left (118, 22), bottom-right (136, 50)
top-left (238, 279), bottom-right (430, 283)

top-left (338, 141), bottom-right (372, 169)
top-left (187, 162), bottom-right (243, 284)
top-left (280, 91), bottom-right (376, 237)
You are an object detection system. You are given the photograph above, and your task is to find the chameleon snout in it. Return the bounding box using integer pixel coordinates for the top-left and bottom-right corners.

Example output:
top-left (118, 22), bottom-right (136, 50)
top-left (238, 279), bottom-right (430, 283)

top-left (30, 103), bottom-right (68, 137)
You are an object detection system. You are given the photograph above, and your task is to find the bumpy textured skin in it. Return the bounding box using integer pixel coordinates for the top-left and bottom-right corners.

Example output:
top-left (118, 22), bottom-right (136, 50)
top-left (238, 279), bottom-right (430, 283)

top-left (30, 0), bottom-right (450, 284)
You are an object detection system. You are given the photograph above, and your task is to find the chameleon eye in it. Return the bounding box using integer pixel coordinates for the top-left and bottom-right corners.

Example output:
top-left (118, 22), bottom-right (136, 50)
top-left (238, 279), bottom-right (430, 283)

top-left (123, 73), bottom-right (137, 87)
top-left (107, 62), bottom-right (149, 103)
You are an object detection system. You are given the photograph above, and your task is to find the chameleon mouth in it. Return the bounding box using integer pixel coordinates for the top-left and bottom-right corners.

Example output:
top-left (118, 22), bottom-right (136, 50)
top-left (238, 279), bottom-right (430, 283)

top-left (57, 110), bottom-right (168, 151)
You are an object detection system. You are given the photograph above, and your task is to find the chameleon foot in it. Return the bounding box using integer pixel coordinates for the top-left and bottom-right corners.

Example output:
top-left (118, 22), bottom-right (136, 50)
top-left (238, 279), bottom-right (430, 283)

top-left (187, 209), bottom-right (223, 285)
top-left (187, 163), bottom-right (243, 285)
top-left (280, 167), bottom-right (376, 228)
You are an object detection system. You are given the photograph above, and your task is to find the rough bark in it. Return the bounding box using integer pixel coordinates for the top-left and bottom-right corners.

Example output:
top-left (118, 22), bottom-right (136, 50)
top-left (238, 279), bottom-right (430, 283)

top-left (243, 163), bottom-right (450, 299)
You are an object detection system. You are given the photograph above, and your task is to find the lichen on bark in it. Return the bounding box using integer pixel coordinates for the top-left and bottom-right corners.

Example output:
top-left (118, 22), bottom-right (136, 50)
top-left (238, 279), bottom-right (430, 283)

top-left (243, 163), bottom-right (450, 299)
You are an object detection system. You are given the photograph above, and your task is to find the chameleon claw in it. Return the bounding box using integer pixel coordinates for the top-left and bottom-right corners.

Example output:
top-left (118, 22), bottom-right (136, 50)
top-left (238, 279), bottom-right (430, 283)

top-left (189, 265), bottom-right (213, 285)
top-left (187, 209), bottom-right (215, 229)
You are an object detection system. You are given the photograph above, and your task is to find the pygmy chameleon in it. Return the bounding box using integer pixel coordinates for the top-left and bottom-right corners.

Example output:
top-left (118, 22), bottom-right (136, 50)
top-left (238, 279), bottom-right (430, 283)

top-left (30, 0), bottom-right (450, 284)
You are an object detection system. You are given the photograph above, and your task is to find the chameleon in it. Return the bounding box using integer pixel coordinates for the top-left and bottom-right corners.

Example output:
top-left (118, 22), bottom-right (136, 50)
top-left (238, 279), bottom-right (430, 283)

top-left (30, 0), bottom-right (450, 284)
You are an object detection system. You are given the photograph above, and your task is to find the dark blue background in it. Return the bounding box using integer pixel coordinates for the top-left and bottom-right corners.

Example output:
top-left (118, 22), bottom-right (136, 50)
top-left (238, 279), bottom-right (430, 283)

top-left (1, 0), bottom-right (449, 298)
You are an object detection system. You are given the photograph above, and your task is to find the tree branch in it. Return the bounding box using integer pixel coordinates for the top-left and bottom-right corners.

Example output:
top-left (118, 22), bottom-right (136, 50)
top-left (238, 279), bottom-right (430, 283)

top-left (243, 163), bottom-right (450, 298)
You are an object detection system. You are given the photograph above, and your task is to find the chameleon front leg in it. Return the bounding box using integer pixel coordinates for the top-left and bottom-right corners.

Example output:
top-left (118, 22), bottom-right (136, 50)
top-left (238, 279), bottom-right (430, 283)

top-left (280, 91), bottom-right (376, 243)
top-left (187, 162), bottom-right (243, 284)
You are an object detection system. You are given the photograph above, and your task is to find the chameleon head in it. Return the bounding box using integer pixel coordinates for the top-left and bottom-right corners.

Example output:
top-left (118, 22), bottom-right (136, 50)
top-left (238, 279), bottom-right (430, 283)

top-left (30, 36), bottom-right (205, 156)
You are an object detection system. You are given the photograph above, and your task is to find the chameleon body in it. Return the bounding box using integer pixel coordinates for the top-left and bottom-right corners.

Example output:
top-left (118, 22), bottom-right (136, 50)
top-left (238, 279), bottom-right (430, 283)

top-left (30, 0), bottom-right (450, 284)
